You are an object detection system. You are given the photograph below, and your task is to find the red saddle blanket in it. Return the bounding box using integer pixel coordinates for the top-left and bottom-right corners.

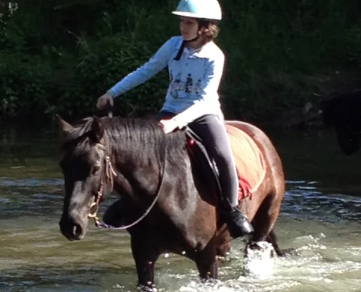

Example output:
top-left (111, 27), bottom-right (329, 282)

top-left (225, 125), bottom-right (266, 202)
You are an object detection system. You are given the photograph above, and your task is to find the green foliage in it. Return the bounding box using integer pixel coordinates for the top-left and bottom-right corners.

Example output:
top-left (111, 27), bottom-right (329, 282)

top-left (0, 0), bottom-right (360, 123)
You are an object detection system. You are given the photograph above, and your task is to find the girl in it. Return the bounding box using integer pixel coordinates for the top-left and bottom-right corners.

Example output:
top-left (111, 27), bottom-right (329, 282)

top-left (96, 0), bottom-right (254, 240)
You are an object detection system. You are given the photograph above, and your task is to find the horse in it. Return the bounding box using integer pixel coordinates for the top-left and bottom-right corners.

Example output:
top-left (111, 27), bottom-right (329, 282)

top-left (56, 114), bottom-right (289, 290)
top-left (321, 89), bottom-right (361, 155)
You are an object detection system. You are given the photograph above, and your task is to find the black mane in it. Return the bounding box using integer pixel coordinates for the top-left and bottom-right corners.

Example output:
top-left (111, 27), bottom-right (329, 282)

top-left (61, 116), bottom-right (188, 165)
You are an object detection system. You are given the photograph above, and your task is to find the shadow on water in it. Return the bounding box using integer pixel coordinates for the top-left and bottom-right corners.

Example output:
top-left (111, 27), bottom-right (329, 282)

top-left (1, 123), bottom-right (361, 291)
top-left (271, 128), bottom-right (361, 196)
top-left (0, 123), bottom-right (61, 179)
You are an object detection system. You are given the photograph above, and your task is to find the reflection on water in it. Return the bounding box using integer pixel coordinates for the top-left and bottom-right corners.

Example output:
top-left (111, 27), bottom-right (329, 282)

top-left (0, 125), bottom-right (361, 291)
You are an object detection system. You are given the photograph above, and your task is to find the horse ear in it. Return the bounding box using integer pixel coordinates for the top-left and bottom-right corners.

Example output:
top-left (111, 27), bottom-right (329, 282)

top-left (90, 116), bottom-right (104, 143)
top-left (55, 114), bottom-right (73, 138)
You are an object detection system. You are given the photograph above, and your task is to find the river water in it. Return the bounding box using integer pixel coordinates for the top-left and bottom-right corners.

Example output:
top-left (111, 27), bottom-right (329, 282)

top-left (0, 123), bottom-right (361, 292)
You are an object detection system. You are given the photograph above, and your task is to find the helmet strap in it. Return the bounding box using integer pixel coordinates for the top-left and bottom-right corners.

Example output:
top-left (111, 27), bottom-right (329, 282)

top-left (174, 34), bottom-right (200, 61)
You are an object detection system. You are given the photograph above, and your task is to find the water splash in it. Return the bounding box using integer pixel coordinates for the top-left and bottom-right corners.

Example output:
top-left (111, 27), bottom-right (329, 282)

top-left (243, 241), bottom-right (275, 280)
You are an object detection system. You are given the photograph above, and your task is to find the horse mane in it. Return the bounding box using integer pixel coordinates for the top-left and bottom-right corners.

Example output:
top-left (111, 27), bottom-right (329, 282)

top-left (60, 116), bottom-right (188, 165)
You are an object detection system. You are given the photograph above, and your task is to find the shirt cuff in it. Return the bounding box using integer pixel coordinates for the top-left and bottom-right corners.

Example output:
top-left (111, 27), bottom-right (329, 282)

top-left (107, 90), bottom-right (117, 99)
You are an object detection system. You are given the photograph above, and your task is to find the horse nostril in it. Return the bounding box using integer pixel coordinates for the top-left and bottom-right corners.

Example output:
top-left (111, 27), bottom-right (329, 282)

top-left (73, 223), bottom-right (83, 238)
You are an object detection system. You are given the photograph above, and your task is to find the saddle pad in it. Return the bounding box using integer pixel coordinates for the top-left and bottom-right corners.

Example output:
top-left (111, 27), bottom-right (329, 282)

top-left (225, 125), bottom-right (266, 201)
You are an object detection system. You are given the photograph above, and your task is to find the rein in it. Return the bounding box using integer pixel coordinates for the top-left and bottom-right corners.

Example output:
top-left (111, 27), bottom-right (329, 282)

top-left (87, 104), bottom-right (167, 230)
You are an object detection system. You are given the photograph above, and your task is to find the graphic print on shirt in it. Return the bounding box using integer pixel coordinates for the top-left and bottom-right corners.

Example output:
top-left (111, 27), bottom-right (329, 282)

top-left (185, 74), bottom-right (193, 93)
top-left (169, 70), bottom-right (203, 100)
top-left (195, 79), bottom-right (202, 95)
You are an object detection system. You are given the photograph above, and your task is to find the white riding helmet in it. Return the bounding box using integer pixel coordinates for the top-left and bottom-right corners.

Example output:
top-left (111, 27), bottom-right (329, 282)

top-left (172, 0), bottom-right (222, 21)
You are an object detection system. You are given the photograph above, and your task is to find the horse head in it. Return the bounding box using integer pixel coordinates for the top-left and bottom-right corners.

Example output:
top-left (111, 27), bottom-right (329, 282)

top-left (56, 115), bottom-right (112, 241)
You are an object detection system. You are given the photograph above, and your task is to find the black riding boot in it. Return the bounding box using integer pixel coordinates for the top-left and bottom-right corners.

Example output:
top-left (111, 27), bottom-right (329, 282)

top-left (223, 202), bottom-right (254, 240)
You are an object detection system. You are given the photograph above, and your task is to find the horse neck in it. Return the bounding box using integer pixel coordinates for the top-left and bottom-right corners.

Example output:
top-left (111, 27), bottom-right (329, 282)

top-left (104, 125), bottom-right (212, 220)
top-left (104, 128), bottom-right (167, 198)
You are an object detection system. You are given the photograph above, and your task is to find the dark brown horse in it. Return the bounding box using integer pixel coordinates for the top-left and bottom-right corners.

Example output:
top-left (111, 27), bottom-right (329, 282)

top-left (56, 114), bottom-right (288, 290)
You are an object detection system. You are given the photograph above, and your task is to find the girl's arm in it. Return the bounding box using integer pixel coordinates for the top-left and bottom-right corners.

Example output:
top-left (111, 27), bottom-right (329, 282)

top-left (108, 37), bottom-right (178, 98)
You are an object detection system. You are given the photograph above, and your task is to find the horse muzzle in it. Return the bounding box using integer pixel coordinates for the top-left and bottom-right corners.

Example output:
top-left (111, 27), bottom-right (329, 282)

top-left (59, 214), bottom-right (87, 241)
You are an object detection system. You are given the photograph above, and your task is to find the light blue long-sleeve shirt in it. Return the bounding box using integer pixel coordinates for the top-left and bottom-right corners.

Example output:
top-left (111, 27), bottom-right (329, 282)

top-left (109, 36), bottom-right (225, 128)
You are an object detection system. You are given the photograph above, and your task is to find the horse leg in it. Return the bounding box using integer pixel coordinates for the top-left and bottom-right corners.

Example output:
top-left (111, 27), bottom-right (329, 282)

top-left (247, 194), bottom-right (282, 254)
top-left (251, 194), bottom-right (279, 240)
top-left (194, 240), bottom-right (218, 281)
top-left (265, 229), bottom-right (283, 256)
top-left (130, 236), bottom-right (160, 290)
top-left (248, 194), bottom-right (298, 257)
top-left (216, 242), bottom-right (231, 257)
top-left (266, 229), bottom-right (299, 257)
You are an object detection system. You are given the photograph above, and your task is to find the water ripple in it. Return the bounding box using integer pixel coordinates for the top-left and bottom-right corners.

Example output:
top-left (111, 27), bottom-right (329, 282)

top-left (0, 178), bottom-right (63, 187)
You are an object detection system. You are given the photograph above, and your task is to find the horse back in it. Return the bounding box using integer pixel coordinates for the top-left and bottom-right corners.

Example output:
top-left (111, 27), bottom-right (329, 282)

top-left (225, 121), bottom-right (285, 218)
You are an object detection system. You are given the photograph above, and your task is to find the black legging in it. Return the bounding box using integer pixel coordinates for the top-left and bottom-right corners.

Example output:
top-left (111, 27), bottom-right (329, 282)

top-left (157, 111), bottom-right (239, 208)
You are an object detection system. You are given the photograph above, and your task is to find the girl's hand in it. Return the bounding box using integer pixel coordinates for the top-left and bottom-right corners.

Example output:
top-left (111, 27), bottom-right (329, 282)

top-left (97, 92), bottom-right (114, 110)
top-left (159, 119), bottom-right (178, 134)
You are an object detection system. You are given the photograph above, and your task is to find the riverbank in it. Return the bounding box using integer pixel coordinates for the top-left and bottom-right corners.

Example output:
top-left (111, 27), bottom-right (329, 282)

top-left (1, 0), bottom-right (360, 127)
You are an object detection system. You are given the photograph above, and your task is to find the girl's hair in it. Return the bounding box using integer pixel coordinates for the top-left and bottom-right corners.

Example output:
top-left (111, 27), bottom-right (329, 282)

top-left (198, 20), bottom-right (220, 41)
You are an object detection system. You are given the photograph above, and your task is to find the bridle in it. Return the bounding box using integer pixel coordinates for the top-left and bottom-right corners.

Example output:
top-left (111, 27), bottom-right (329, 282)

top-left (87, 143), bottom-right (117, 223)
top-left (87, 115), bottom-right (167, 230)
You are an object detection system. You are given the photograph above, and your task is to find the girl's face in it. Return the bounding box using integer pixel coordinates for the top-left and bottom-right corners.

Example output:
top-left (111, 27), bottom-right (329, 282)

top-left (179, 16), bottom-right (200, 41)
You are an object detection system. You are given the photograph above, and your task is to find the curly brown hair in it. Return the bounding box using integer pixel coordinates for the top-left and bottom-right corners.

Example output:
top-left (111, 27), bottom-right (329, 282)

top-left (198, 20), bottom-right (220, 41)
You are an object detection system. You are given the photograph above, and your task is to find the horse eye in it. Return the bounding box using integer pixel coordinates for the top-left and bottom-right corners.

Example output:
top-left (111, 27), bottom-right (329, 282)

top-left (91, 165), bottom-right (101, 176)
